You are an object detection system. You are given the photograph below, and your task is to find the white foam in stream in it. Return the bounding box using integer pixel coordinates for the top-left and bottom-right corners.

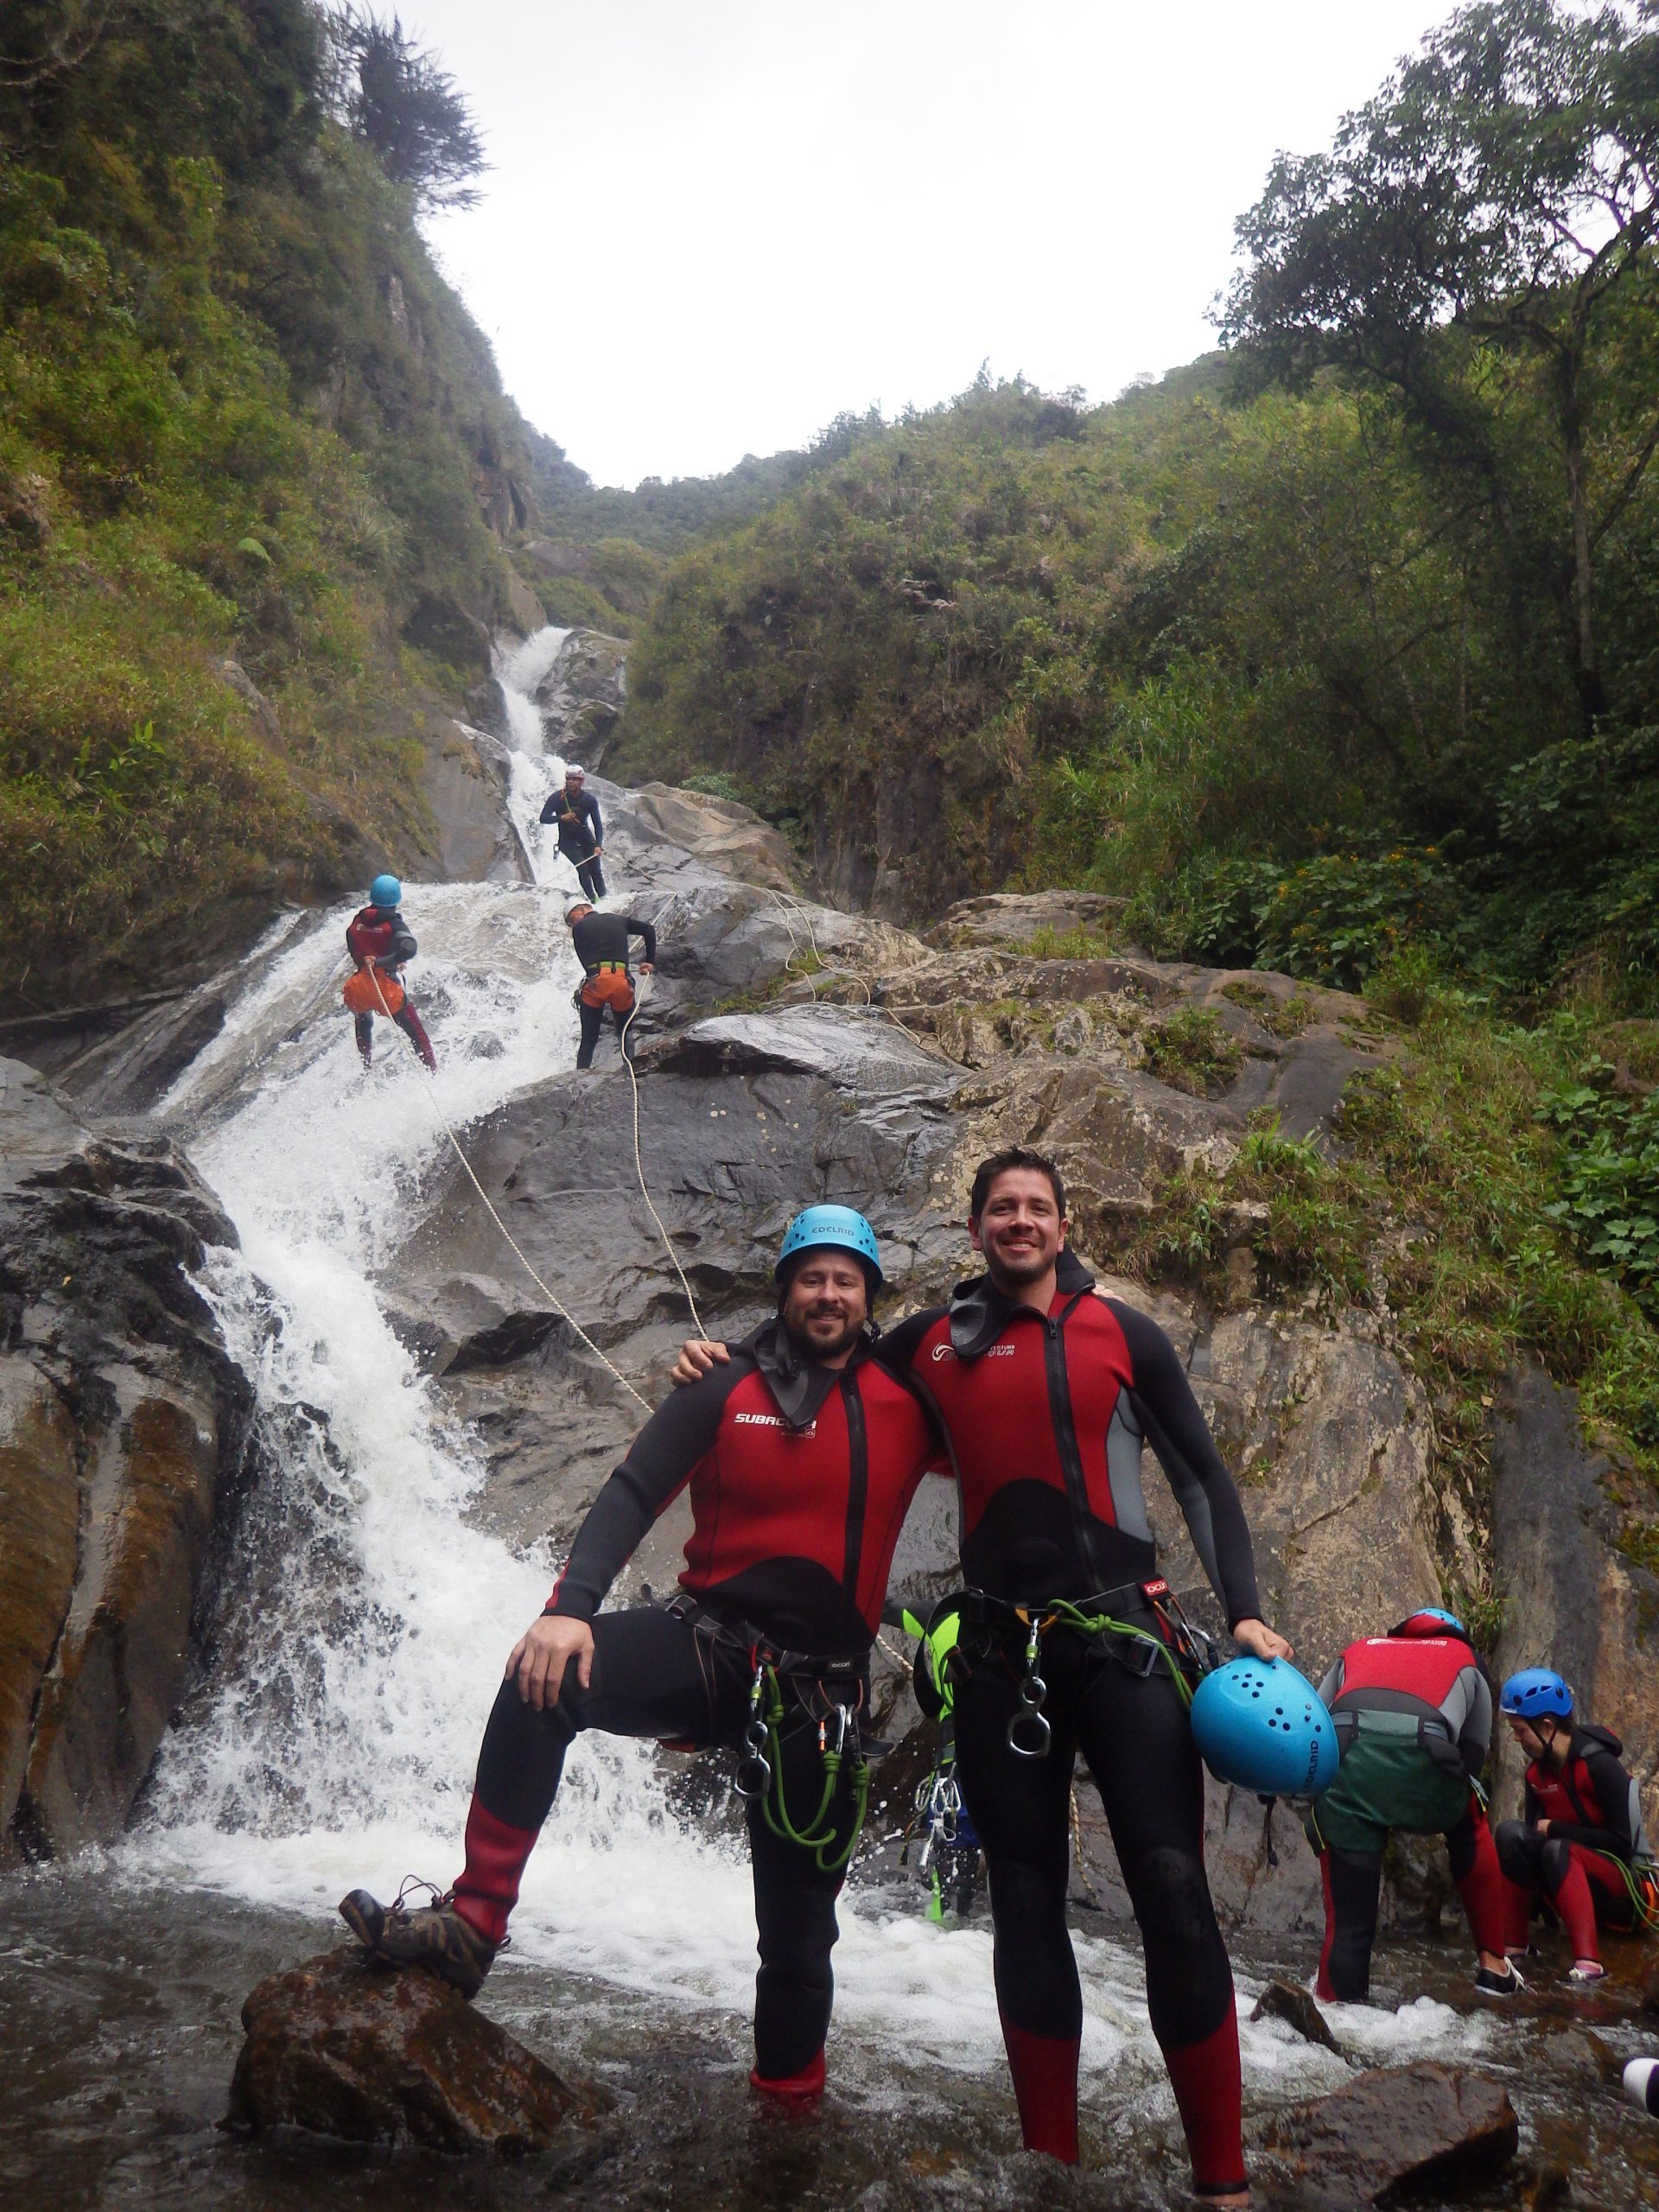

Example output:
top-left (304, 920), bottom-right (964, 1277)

top-left (115, 629), bottom-right (1496, 2112)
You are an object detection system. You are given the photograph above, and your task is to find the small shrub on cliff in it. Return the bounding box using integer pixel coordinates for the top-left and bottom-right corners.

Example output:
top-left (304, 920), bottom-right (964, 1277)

top-left (1141, 1006), bottom-right (1245, 1096)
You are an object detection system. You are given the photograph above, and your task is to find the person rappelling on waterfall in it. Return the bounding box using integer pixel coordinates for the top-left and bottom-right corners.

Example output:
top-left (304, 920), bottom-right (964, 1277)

top-left (565, 892), bottom-right (655, 1071)
top-left (343, 874), bottom-right (437, 1071)
top-left (673, 1147), bottom-right (1291, 2206)
top-left (1303, 1610), bottom-right (1514, 2003)
top-left (539, 763), bottom-right (607, 901)
top-left (1492, 1668), bottom-right (1657, 1985)
top-left (340, 1207), bottom-right (942, 2102)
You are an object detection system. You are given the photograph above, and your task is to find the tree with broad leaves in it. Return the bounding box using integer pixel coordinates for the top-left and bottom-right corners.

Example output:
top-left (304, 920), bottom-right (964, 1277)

top-left (1220, 0), bottom-right (1659, 719)
top-left (325, 8), bottom-right (487, 214)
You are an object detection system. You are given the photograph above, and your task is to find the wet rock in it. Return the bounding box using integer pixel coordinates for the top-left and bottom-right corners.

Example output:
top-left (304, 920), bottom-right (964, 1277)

top-left (417, 714), bottom-right (530, 884)
top-left (925, 889), bottom-right (1126, 950)
top-left (228, 1945), bottom-right (607, 2153)
top-left (1643, 1956), bottom-right (1659, 2015)
top-left (626, 781), bottom-right (800, 894)
top-left (0, 1058), bottom-right (251, 1858)
top-left (1259, 2062), bottom-right (1517, 2205)
top-left (1249, 1977), bottom-right (1341, 2051)
top-left (1490, 1367), bottom-right (1659, 1834)
top-left (529, 626), bottom-right (628, 767)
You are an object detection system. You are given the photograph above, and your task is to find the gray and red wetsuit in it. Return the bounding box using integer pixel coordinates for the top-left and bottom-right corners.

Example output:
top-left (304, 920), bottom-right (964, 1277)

top-left (1496, 1724), bottom-right (1647, 1961)
top-left (874, 1252), bottom-right (1261, 2196)
top-left (454, 1320), bottom-right (937, 2091)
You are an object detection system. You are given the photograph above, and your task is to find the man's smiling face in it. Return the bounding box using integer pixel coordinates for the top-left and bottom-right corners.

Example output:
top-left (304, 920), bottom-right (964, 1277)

top-left (780, 1250), bottom-right (869, 1360)
top-left (969, 1166), bottom-right (1066, 1291)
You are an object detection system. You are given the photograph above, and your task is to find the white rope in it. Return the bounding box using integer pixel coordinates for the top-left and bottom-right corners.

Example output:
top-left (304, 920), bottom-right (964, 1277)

top-left (355, 959), bottom-right (652, 1413)
top-left (619, 973), bottom-right (708, 1337)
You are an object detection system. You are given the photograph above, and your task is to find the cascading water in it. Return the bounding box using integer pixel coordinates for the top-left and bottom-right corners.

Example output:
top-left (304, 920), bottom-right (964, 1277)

top-left (99, 629), bottom-right (1493, 2128)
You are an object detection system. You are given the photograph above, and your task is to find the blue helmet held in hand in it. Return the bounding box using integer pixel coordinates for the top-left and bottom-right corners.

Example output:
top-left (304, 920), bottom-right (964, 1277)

top-left (1189, 1657), bottom-right (1339, 1797)
top-left (1499, 1667), bottom-right (1573, 1721)
top-left (775, 1205), bottom-right (883, 1287)
top-left (370, 874), bottom-right (403, 910)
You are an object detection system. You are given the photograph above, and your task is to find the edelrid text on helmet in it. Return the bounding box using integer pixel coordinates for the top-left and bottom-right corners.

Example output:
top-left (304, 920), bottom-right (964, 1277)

top-left (1499, 1667), bottom-right (1573, 1720)
top-left (1389, 1606), bottom-right (1468, 1641)
top-left (370, 874), bottom-right (402, 910)
top-left (1188, 1657), bottom-right (1339, 1798)
top-left (775, 1205), bottom-right (883, 1287)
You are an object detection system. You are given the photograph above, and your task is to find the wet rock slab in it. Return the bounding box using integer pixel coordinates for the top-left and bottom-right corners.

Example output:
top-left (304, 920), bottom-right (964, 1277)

top-left (1258, 2061), bottom-right (1517, 2205)
top-left (229, 1945), bottom-right (610, 2154)
top-left (1249, 1977), bottom-right (1341, 2051)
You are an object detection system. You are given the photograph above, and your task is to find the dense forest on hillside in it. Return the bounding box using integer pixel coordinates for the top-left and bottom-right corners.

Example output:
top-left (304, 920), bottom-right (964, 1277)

top-left (616, 2), bottom-right (1659, 1025)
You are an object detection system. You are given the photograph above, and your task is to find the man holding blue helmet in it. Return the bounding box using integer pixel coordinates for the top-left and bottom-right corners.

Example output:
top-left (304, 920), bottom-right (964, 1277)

top-left (1306, 1609), bottom-right (1511, 2002)
top-left (340, 1205), bottom-right (939, 2103)
top-left (1494, 1667), bottom-right (1654, 1984)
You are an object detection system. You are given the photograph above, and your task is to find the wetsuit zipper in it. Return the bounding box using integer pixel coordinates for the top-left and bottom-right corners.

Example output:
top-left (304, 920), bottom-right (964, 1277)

top-left (1042, 1294), bottom-right (1109, 1595)
top-left (840, 1372), bottom-right (868, 1609)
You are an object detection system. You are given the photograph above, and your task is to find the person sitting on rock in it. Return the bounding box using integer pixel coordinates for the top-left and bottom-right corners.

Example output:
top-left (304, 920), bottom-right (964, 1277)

top-left (1494, 1668), bottom-right (1653, 1986)
top-left (674, 1145), bottom-right (1290, 2208)
top-left (1306, 1609), bottom-right (1513, 2002)
top-left (340, 1207), bottom-right (941, 2102)
top-left (539, 763), bottom-right (606, 900)
top-left (343, 874), bottom-right (436, 1071)
top-left (565, 893), bottom-right (655, 1070)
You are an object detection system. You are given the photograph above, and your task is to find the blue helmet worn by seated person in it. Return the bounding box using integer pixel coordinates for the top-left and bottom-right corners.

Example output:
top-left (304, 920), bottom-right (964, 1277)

top-left (370, 874), bottom-right (403, 911)
top-left (1189, 1656), bottom-right (1340, 1798)
top-left (775, 1205), bottom-right (883, 1287)
top-left (1499, 1667), bottom-right (1573, 1721)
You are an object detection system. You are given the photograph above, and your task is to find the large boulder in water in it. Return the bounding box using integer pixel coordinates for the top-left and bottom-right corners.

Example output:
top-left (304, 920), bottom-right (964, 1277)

top-left (1256, 2062), bottom-right (1518, 2204)
top-left (0, 1058), bottom-right (251, 1859)
top-left (228, 1946), bottom-right (609, 2154)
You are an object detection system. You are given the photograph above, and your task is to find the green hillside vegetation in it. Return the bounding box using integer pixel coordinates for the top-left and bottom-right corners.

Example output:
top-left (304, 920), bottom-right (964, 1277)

top-left (0, 0), bottom-right (545, 1007)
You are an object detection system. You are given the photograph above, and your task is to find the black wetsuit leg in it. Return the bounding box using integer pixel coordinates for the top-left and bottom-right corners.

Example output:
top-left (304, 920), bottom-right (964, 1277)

top-left (392, 1003), bottom-right (436, 1070)
top-left (575, 998), bottom-right (606, 1069)
top-left (576, 855), bottom-right (607, 901)
top-left (469, 1607), bottom-right (854, 2080)
top-left (353, 1010), bottom-right (374, 1063)
top-left (952, 1628), bottom-right (1243, 2189)
top-left (1315, 1843), bottom-right (1383, 2000)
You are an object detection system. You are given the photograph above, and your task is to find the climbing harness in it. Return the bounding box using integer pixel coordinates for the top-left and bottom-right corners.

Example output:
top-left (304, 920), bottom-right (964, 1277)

top-left (745, 1656), bottom-right (871, 1873)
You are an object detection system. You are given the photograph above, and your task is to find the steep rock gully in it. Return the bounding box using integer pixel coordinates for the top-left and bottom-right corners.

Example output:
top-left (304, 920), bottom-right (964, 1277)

top-left (0, 627), bottom-right (1655, 2210)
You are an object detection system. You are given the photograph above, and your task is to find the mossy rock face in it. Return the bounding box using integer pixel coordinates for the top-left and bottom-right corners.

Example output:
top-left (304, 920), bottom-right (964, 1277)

top-left (1141, 1006), bottom-right (1247, 1096)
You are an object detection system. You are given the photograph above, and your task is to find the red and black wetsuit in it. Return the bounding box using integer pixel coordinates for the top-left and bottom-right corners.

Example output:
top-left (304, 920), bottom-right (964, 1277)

top-left (1308, 1627), bottom-right (1505, 1998)
top-left (455, 1320), bottom-right (936, 2090)
top-left (345, 905), bottom-right (435, 1070)
top-left (874, 1253), bottom-right (1259, 2196)
top-left (1495, 1725), bottom-right (1645, 1961)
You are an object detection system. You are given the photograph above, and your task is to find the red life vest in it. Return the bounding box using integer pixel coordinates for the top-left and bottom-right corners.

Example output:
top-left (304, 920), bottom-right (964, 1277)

top-left (1329, 1634), bottom-right (1477, 1716)
top-left (346, 908), bottom-right (397, 965)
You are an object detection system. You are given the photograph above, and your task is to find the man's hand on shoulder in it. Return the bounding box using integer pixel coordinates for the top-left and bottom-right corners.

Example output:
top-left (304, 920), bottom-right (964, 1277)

top-left (671, 1338), bottom-right (730, 1388)
top-left (505, 1614), bottom-right (594, 1709)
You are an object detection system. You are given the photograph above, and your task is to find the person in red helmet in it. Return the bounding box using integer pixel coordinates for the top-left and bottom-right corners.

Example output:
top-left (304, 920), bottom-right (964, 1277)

top-left (1494, 1668), bottom-right (1654, 1986)
top-left (340, 1208), bottom-right (938, 2101)
top-left (343, 874), bottom-right (436, 1071)
top-left (1306, 1609), bottom-right (1512, 2002)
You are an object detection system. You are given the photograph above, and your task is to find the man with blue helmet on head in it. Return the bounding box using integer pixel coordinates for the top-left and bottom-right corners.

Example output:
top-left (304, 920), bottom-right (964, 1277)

top-left (1306, 1607), bottom-right (1511, 2002)
top-left (340, 1204), bottom-right (941, 2101)
top-left (1494, 1667), bottom-right (1654, 1985)
top-left (343, 874), bottom-right (436, 1070)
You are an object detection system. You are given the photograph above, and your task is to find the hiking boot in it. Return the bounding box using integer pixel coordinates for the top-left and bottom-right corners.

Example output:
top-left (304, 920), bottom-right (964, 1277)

top-left (339, 1887), bottom-right (498, 1999)
top-left (1474, 1960), bottom-right (1524, 1997)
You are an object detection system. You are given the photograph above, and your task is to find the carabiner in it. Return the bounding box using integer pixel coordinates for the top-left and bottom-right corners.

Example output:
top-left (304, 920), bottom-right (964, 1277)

top-left (833, 1703), bottom-right (851, 1756)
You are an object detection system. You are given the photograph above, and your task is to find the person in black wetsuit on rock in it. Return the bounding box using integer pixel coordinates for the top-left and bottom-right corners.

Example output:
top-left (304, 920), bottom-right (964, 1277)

top-left (565, 893), bottom-right (655, 1070)
top-left (673, 1147), bottom-right (1289, 2205)
top-left (539, 763), bottom-right (606, 900)
top-left (340, 1207), bottom-right (939, 2100)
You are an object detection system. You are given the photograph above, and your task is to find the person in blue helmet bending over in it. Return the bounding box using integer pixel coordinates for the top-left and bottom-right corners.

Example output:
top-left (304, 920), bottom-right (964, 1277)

top-left (1494, 1668), bottom-right (1656, 1986)
top-left (1306, 1608), bottom-right (1512, 2002)
top-left (340, 1207), bottom-right (942, 2103)
top-left (343, 874), bottom-right (436, 1071)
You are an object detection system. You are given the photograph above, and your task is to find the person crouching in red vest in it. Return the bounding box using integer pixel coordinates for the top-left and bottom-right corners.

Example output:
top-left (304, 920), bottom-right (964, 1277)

top-left (1495, 1667), bottom-right (1654, 1986)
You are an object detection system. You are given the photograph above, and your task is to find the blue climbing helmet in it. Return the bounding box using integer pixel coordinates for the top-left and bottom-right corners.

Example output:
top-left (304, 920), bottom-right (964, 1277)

top-left (1189, 1657), bottom-right (1339, 1797)
top-left (1390, 1606), bottom-right (1468, 1641)
top-left (1499, 1667), bottom-right (1573, 1721)
top-left (775, 1205), bottom-right (883, 1287)
top-left (369, 874), bottom-right (403, 911)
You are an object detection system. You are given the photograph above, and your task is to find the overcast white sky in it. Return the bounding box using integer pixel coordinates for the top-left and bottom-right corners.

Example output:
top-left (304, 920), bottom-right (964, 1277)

top-left (403, 1), bottom-right (1461, 489)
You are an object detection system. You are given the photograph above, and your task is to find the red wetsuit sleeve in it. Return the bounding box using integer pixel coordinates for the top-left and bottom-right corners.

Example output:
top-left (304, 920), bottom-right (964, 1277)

top-left (546, 1358), bottom-right (751, 1620)
top-left (1108, 1300), bottom-right (1263, 1629)
top-left (1550, 1744), bottom-right (1638, 1857)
